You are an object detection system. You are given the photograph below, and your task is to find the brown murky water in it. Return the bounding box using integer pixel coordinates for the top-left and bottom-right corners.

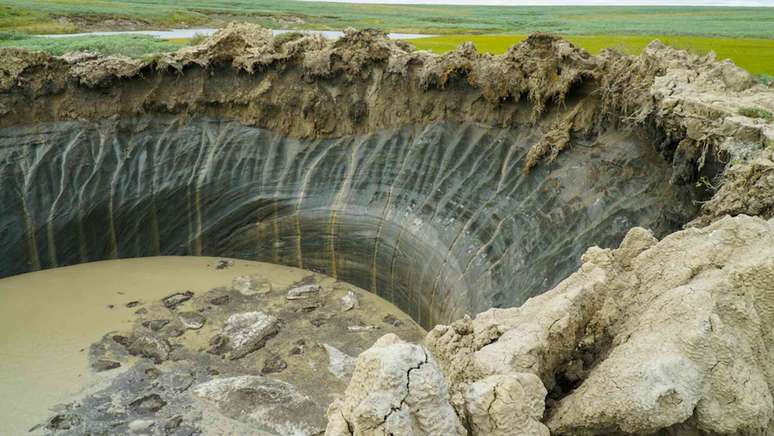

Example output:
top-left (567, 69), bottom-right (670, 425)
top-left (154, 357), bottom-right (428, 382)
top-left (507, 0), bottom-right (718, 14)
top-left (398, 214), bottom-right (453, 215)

top-left (0, 256), bottom-right (418, 434)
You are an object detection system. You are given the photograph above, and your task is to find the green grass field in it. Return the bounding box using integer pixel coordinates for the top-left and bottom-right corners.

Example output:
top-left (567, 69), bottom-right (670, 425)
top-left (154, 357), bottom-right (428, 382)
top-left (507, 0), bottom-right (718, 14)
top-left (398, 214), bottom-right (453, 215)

top-left (0, 33), bottom-right (187, 57)
top-left (1, 1), bottom-right (774, 37)
top-left (409, 34), bottom-right (774, 75)
top-left (0, 1), bottom-right (772, 77)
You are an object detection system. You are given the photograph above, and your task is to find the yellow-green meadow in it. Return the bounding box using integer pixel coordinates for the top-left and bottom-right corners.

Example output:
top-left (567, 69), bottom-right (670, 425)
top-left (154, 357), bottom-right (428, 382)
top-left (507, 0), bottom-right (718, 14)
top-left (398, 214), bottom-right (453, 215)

top-left (408, 34), bottom-right (774, 76)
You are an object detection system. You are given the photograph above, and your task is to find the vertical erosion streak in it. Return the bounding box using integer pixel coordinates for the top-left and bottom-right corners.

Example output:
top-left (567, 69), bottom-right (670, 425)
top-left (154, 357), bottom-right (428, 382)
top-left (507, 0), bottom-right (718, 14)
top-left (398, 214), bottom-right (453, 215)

top-left (193, 125), bottom-right (221, 256)
top-left (255, 133), bottom-right (274, 260)
top-left (147, 121), bottom-right (177, 256)
top-left (429, 134), bottom-right (533, 319)
top-left (107, 133), bottom-right (125, 259)
top-left (386, 133), bottom-right (439, 324)
top-left (405, 128), bottom-right (496, 322)
top-left (77, 132), bottom-right (107, 263)
top-left (269, 138), bottom-right (298, 265)
top-left (19, 142), bottom-right (41, 271)
top-left (186, 126), bottom-right (209, 256)
top-left (371, 134), bottom-right (417, 298)
top-left (294, 140), bottom-right (340, 269)
top-left (21, 202), bottom-right (40, 271)
top-left (427, 134), bottom-right (522, 316)
top-left (387, 126), bottom-right (491, 325)
top-left (328, 135), bottom-right (377, 280)
top-left (45, 133), bottom-right (78, 268)
top-left (501, 182), bottom-right (656, 290)
top-left (470, 167), bottom-right (556, 286)
top-left (460, 215), bottom-right (515, 277)
top-left (386, 127), bottom-right (457, 326)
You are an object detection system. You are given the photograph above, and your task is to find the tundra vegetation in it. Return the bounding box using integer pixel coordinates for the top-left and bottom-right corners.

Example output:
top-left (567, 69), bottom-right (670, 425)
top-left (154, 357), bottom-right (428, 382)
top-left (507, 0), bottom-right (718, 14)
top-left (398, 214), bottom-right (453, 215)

top-left (0, 1), bottom-right (772, 77)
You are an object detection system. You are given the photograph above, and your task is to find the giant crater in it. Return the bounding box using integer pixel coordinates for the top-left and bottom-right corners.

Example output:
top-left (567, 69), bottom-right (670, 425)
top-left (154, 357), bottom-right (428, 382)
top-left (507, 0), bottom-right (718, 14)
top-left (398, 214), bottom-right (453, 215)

top-left (5, 23), bottom-right (774, 436)
top-left (0, 28), bottom-right (702, 329)
top-left (0, 116), bottom-right (694, 327)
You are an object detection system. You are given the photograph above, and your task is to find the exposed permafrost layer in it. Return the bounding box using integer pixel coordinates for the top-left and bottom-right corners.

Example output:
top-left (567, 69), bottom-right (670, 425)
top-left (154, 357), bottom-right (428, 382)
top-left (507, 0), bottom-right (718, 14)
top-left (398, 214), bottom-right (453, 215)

top-left (1, 23), bottom-right (773, 326)
top-left (0, 119), bottom-right (687, 327)
top-left (332, 215), bottom-right (774, 435)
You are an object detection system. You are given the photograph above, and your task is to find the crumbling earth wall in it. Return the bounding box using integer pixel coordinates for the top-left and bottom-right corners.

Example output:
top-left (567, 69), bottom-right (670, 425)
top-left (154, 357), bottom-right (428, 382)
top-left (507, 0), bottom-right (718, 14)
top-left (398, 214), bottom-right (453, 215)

top-left (1, 23), bottom-right (771, 182)
top-left (331, 215), bottom-right (774, 435)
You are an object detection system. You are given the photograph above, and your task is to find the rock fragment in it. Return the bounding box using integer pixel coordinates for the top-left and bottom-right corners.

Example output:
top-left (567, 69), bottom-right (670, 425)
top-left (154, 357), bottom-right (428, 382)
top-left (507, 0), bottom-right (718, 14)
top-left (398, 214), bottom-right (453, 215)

top-left (261, 355), bottom-right (288, 374)
top-left (325, 334), bottom-right (464, 435)
top-left (463, 374), bottom-right (549, 436)
top-left (215, 259), bottom-right (234, 269)
top-left (193, 375), bottom-right (325, 435)
top-left (208, 294), bottom-right (230, 306)
top-left (347, 324), bottom-right (378, 332)
top-left (46, 413), bottom-right (81, 431)
top-left (178, 311), bottom-right (206, 330)
top-left (293, 299), bottom-right (321, 313)
top-left (164, 327), bottom-right (185, 338)
top-left (289, 339), bottom-right (306, 356)
top-left (127, 333), bottom-right (171, 364)
top-left (322, 344), bottom-right (356, 379)
top-left (128, 419), bottom-right (155, 433)
top-left (112, 334), bottom-right (131, 347)
top-left (382, 314), bottom-right (402, 327)
top-left (129, 393), bottom-right (167, 414)
top-left (340, 290), bottom-right (358, 311)
top-left (286, 284), bottom-right (320, 300)
top-left (232, 274), bottom-right (272, 296)
top-left (163, 415), bottom-right (183, 432)
top-left (216, 311), bottom-right (279, 359)
top-left (92, 359), bottom-right (121, 372)
top-left (162, 291), bottom-right (194, 309)
top-left (142, 319), bottom-right (170, 331)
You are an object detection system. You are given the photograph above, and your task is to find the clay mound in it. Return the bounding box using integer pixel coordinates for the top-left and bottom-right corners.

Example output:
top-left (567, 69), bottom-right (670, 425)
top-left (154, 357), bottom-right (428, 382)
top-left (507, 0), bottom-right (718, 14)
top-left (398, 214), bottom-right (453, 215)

top-left (333, 215), bottom-right (774, 435)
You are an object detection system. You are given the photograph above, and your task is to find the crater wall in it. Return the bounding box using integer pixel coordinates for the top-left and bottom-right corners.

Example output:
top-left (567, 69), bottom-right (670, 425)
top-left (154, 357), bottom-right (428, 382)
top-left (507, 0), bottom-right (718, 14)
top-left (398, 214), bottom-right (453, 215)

top-left (0, 117), bottom-right (692, 326)
top-left (3, 24), bottom-right (768, 327)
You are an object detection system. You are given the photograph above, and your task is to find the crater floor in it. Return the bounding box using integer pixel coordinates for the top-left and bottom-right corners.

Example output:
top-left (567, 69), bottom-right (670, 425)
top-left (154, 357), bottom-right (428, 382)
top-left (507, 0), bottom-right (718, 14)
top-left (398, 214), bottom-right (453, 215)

top-left (0, 256), bottom-right (423, 435)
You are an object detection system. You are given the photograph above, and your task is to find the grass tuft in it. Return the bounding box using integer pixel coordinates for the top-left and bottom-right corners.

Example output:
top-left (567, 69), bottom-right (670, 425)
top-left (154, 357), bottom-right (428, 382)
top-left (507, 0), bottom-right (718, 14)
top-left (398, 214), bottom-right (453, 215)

top-left (738, 107), bottom-right (774, 122)
top-left (757, 74), bottom-right (774, 87)
top-left (187, 32), bottom-right (209, 46)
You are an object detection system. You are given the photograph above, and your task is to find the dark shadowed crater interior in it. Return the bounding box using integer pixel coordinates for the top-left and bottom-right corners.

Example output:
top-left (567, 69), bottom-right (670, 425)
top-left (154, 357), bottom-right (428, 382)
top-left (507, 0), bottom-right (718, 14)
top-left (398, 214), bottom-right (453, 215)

top-left (0, 117), bottom-right (696, 327)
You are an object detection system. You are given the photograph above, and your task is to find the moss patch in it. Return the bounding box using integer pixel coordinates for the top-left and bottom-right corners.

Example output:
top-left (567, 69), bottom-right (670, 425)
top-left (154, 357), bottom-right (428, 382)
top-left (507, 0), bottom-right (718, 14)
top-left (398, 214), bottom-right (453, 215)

top-left (738, 107), bottom-right (774, 122)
